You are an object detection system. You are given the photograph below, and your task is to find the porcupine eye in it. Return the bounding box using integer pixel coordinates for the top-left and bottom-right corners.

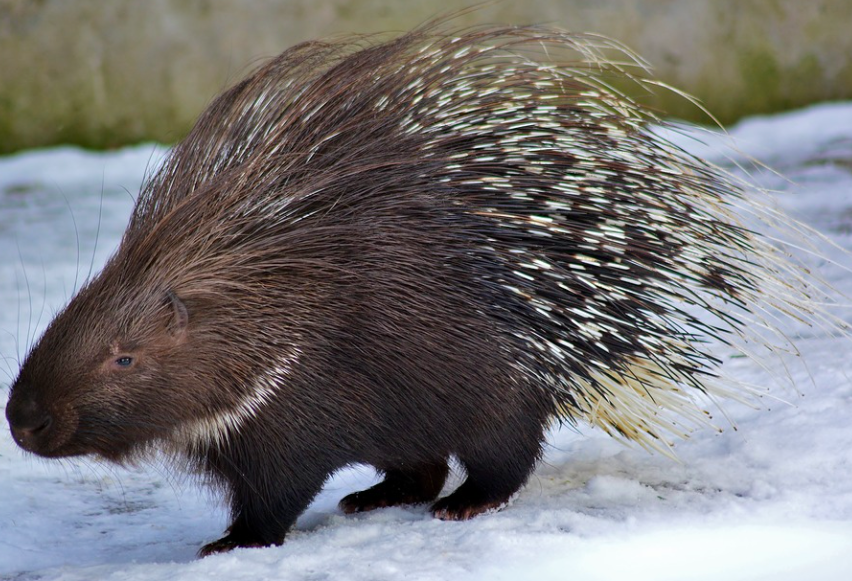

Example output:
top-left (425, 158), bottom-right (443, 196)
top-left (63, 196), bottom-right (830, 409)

top-left (109, 355), bottom-right (135, 371)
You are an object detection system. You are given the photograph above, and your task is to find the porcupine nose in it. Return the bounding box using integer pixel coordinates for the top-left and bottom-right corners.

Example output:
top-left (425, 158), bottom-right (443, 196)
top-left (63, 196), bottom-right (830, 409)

top-left (6, 391), bottom-right (53, 453)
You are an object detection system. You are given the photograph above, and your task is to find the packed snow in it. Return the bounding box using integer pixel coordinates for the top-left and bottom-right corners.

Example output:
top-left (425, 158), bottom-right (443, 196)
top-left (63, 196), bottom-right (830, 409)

top-left (2, 102), bottom-right (852, 580)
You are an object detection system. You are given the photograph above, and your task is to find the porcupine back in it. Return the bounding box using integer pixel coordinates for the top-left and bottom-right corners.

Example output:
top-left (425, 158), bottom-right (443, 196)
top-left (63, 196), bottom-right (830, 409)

top-left (134, 24), bottom-right (826, 454)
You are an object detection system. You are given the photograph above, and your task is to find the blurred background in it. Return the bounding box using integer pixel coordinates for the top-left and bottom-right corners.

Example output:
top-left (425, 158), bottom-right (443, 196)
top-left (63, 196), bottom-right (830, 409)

top-left (1, 0), bottom-right (851, 153)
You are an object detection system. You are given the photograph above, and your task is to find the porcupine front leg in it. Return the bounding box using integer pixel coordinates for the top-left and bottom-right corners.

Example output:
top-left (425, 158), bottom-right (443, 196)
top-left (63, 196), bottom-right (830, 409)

top-left (198, 439), bottom-right (329, 557)
top-left (339, 460), bottom-right (449, 513)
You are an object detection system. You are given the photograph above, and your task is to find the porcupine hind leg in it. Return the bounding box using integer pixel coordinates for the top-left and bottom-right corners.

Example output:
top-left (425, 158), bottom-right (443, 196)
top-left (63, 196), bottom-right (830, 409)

top-left (339, 460), bottom-right (449, 513)
top-left (432, 420), bottom-right (545, 520)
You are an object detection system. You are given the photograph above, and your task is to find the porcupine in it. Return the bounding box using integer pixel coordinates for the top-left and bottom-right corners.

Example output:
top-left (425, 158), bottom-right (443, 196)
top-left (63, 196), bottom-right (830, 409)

top-left (4, 24), bottom-right (834, 556)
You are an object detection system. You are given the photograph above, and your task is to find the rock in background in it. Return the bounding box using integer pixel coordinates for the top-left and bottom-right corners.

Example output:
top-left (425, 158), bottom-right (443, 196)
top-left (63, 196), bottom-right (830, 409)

top-left (1, 0), bottom-right (851, 153)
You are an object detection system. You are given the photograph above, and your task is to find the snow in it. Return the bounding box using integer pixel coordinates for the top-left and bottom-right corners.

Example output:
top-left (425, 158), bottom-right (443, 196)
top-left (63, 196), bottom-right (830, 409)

top-left (2, 103), bottom-right (852, 580)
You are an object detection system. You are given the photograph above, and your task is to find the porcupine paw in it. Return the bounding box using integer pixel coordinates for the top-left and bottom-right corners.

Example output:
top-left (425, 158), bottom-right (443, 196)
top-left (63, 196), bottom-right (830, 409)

top-left (199, 535), bottom-right (260, 558)
top-left (340, 463), bottom-right (448, 513)
top-left (430, 480), bottom-right (513, 521)
top-left (198, 525), bottom-right (282, 557)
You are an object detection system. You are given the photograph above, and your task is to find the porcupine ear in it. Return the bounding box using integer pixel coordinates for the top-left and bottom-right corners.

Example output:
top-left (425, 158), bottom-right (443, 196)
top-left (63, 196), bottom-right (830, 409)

top-left (164, 290), bottom-right (189, 338)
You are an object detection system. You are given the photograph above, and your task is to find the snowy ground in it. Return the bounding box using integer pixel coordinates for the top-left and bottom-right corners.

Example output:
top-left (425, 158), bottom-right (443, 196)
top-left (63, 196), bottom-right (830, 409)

top-left (2, 103), bottom-right (852, 580)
